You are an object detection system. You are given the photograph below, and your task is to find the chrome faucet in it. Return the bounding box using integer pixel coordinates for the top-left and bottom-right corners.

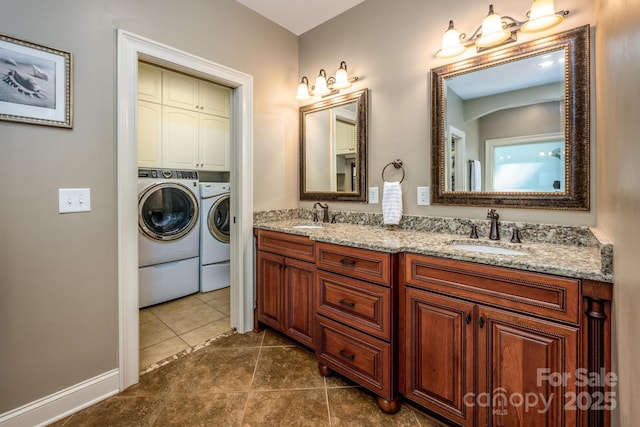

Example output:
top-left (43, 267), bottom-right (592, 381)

top-left (313, 202), bottom-right (329, 223)
top-left (487, 209), bottom-right (500, 240)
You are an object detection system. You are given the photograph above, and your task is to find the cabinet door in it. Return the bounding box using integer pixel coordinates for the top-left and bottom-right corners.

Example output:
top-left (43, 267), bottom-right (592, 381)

top-left (283, 258), bottom-right (315, 349)
top-left (162, 106), bottom-right (199, 169)
top-left (199, 114), bottom-right (230, 171)
top-left (199, 80), bottom-right (230, 117)
top-left (477, 306), bottom-right (578, 427)
top-left (162, 70), bottom-right (199, 111)
top-left (137, 62), bottom-right (162, 103)
top-left (403, 287), bottom-right (475, 427)
top-left (256, 251), bottom-right (284, 331)
top-left (335, 119), bottom-right (356, 155)
top-left (137, 101), bottom-right (162, 167)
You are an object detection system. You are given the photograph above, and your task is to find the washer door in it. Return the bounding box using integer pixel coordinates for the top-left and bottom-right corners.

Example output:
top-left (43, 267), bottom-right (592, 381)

top-left (208, 195), bottom-right (230, 243)
top-left (139, 183), bottom-right (199, 241)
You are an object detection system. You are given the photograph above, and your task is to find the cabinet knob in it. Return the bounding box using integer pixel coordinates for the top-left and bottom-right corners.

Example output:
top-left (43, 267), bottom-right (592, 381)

top-left (479, 316), bottom-right (485, 328)
top-left (466, 313), bottom-right (472, 325)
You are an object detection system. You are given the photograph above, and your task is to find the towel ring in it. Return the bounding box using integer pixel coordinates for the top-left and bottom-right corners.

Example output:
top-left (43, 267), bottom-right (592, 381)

top-left (382, 159), bottom-right (405, 183)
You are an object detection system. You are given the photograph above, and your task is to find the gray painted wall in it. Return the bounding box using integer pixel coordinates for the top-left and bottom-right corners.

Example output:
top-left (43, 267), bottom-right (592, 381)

top-left (595, 0), bottom-right (640, 425)
top-left (298, 0), bottom-right (595, 225)
top-left (0, 0), bottom-right (298, 413)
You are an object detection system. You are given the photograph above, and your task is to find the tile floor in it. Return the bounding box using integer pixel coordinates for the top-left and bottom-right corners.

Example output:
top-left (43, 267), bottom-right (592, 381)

top-left (49, 329), bottom-right (448, 426)
top-left (139, 287), bottom-right (231, 370)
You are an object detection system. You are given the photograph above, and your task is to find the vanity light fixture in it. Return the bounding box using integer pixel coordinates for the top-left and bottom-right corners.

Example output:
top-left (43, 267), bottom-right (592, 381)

top-left (296, 61), bottom-right (359, 101)
top-left (435, 1), bottom-right (569, 59)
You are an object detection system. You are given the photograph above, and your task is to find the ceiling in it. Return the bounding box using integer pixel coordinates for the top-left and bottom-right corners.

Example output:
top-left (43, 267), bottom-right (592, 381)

top-left (234, 0), bottom-right (366, 35)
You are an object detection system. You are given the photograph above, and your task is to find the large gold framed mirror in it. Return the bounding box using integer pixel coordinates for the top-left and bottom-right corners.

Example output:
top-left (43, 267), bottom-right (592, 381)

top-left (300, 89), bottom-right (368, 202)
top-left (431, 25), bottom-right (590, 210)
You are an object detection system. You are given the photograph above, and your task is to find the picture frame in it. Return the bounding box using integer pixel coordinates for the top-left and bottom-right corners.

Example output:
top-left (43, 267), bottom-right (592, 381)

top-left (0, 33), bottom-right (72, 128)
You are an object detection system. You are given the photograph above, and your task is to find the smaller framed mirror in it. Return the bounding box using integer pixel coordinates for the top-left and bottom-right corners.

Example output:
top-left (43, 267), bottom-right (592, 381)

top-left (300, 89), bottom-right (368, 202)
top-left (431, 25), bottom-right (590, 210)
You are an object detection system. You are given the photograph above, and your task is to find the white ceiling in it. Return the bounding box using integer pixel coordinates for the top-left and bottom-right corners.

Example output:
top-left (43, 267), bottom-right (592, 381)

top-left (234, 0), bottom-right (366, 35)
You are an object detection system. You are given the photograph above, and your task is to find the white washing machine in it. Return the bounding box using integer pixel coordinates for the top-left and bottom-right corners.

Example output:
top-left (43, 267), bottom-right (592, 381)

top-left (199, 182), bottom-right (230, 292)
top-left (138, 168), bottom-right (200, 307)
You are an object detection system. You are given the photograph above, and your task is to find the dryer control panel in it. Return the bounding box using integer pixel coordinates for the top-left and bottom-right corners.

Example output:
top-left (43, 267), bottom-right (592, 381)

top-left (138, 169), bottom-right (199, 180)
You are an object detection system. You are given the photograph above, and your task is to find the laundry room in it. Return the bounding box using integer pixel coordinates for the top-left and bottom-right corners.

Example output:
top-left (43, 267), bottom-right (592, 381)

top-left (136, 61), bottom-right (234, 370)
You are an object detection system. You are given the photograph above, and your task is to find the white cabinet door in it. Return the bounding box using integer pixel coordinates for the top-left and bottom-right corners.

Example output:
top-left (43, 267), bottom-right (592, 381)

top-left (336, 119), bottom-right (356, 155)
top-left (199, 80), bottom-right (230, 117)
top-left (199, 114), bottom-right (230, 171)
top-left (137, 101), bottom-right (163, 167)
top-left (162, 106), bottom-right (199, 169)
top-left (137, 63), bottom-right (162, 103)
top-left (162, 70), bottom-right (199, 111)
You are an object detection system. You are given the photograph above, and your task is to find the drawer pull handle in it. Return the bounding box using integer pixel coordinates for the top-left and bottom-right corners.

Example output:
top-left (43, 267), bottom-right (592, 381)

top-left (466, 313), bottom-right (472, 325)
top-left (339, 299), bottom-right (355, 308)
top-left (340, 258), bottom-right (356, 267)
top-left (479, 316), bottom-right (485, 328)
top-left (339, 350), bottom-right (355, 360)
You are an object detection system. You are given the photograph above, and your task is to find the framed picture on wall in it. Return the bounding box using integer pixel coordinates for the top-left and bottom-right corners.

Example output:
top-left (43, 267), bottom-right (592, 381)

top-left (0, 33), bottom-right (72, 128)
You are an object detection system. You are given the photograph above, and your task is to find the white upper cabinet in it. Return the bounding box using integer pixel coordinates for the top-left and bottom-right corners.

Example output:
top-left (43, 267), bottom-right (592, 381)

top-left (137, 62), bottom-right (162, 103)
top-left (137, 62), bottom-right (231, 171)
top-left (162, 106), bottom-right (199, 170)
top-left (137, 101), bottom-right (163, 167)
top-left (199, 114), bottom-right (230, 171)
top-left (162, 69), bottom-right (230, 117)
top-left (335, 119), bottom-right (356, 155)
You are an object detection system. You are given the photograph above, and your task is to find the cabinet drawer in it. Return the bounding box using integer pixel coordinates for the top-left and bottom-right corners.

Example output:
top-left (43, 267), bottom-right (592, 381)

top-left (256, 229), bottom-right (315, 263)
top-left (404, 253), bottom-right (580, 324)
top-left (316, 316), bottom-right (392, 398)
top-left (316, 243), bottom-right (391, 286)
top-left (316, 271), bottom-right (391, 341)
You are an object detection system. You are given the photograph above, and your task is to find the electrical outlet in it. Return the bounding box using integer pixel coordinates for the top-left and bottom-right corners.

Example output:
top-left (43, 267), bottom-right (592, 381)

top-left (369, 187), bottom-right (379, 204)
top-left (417, 186), bottom-right (430, 205)
top-left (59, 188), bottom-right (91, 213)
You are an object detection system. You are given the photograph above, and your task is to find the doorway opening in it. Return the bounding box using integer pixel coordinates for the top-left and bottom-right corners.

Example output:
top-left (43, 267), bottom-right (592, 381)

top-left (117, 30), bottom-right (254, 391)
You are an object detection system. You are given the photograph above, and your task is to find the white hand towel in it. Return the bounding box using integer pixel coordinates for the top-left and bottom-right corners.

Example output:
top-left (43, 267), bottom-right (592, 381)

top-left (382, 181), bottom-right (403, 225)
top-left (470, 160), bottom-right (481, 191)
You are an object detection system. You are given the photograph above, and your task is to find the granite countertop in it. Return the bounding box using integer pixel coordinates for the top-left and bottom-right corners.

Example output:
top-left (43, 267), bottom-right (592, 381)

top-left (254, 219), bottom-right (613, 283)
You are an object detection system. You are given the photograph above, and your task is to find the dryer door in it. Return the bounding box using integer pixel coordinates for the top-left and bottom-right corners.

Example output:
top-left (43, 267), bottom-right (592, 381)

top-left (208, 195), bottom-right (230, 243)
top-left (139, 183), bottom-right (199, 241)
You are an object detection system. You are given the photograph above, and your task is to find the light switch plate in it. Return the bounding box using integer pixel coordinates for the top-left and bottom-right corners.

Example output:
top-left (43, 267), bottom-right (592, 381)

top-left (59, 188), bottom-right (91, 213)
top-left (417, 186), bottom-right (430, 205)
top-left (369, 187), bottom-right (379, 204)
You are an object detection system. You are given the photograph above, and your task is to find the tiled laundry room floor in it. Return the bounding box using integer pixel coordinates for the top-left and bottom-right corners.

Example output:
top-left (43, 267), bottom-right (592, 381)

top-left (139, 287), bottom-right (231, 370)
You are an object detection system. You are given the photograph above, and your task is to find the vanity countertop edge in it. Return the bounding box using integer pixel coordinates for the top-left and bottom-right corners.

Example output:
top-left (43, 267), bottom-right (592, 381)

top-left (253, 220), bottom-right (613, 284)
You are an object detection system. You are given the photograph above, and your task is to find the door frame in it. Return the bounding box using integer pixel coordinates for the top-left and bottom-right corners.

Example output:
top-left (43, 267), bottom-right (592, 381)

top-left (117, 30), bottom-right (254, 390)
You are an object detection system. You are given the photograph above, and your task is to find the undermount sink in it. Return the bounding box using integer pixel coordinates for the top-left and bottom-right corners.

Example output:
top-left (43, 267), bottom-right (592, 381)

top-left (450, 243), bottom-right (528, 256)
top-left (292, 224), bottom-right (323, 229)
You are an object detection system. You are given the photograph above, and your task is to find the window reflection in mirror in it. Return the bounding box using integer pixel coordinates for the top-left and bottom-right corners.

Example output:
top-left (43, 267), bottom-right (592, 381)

top-left (444, 49), bottom-right (565, 193)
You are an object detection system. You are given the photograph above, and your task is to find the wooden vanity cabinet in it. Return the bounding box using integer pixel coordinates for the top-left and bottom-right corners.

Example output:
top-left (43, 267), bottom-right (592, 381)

top-left (400, 253), bottom-right (589, 427)
top-left (314, 242), bottom-right (400, 414)
top-left (255, 230), bottom-right (316, 349)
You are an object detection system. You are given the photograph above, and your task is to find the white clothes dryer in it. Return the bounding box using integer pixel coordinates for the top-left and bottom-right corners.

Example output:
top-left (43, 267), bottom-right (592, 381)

top-left (138, 168), bottom-right (200, 307)
top-left (199, 182), bottom-right (230, 292)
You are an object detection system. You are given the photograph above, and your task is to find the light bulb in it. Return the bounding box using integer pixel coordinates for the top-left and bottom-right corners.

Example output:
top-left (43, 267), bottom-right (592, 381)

top-left (314, 70), bottom-right (330, 96)
top-left (436, 20), bottom-right (466, 58)
top-left (296, 77), bottom-right (310, 101)
top-left (521, 0), bottom-right (563, 32)
top-left (476, 5), bottom-right (511, 48)
top-left (333, 62), bottom-right (351, 89)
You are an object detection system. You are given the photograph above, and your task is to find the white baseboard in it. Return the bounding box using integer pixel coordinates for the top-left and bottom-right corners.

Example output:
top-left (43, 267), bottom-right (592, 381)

top-left (0, 369), bottom-right (120, 427)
